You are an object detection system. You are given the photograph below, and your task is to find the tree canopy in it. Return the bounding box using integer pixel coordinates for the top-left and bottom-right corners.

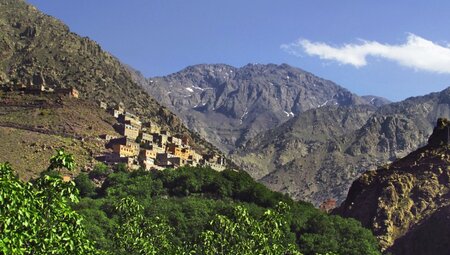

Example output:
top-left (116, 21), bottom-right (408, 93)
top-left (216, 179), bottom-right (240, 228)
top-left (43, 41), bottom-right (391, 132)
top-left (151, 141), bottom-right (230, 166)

top-left (1, 151), bottom-right (381, 254)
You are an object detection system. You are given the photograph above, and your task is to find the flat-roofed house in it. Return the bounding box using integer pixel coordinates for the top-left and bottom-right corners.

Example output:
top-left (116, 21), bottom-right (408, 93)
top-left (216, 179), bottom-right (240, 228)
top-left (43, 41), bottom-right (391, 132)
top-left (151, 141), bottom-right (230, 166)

top-left (99, 101), bottom-right (107, 110)
top-left (111, 138), bottom-right (140, 157)
top-left (117, 124), bottom-right (139, 140)
top-left (152, 133), bottom-right (169, 148)
top-left (166, 144), bottom-right (182, 156)
top-left (155, 153), bottom-right (182, 167)
top-left (138, 149), bottom-right (158, 170)
top-left (168, 136), bottom-right (182, 146)
top-left (112, 144), bottom-right (139, 157)
top-left (118, 113), bottom-right (142, 129)
top-left (189, 151), bottom-right (203, 163)
top-left (139, 148), bottom-right (157, 161)
top-left (139, 132), bottom-right (153, 147)
top-left (55, 87), bottom-right (79, 98)
top-left (167, 157), bottom-right (185, 168)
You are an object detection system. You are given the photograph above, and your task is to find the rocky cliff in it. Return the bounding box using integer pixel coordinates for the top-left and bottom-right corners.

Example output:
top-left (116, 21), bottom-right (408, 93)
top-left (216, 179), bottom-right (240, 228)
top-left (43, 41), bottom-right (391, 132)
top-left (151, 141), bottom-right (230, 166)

top-left (144, 63), bottom-right (387, 152)
top-left (234, 87), bottom-right (450, 206)
top-left (336, 118), bottom-right (450, 254)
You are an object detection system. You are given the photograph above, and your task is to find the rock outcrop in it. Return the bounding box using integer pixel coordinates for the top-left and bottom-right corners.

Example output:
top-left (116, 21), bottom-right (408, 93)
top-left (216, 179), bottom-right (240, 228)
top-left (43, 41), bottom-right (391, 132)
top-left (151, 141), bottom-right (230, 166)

top-left (335, 118), bottom-right (450, 254)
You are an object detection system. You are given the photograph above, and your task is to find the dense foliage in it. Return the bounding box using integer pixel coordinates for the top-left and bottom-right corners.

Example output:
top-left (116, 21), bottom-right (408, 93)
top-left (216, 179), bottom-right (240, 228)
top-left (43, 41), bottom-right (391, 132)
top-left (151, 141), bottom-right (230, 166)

top-left (74, 165), bottom-right (381, 255)
top-left (0, 149), bottom-right (98, 254)
top-left (193, 202), bottom-right (301, 255)
top-left (1, 151), bottom-right (381, 254)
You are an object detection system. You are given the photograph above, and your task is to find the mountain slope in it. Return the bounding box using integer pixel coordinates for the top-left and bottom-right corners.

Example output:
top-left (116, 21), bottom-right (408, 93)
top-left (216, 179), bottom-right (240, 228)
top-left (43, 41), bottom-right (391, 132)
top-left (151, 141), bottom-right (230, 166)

top-left (144, 63), bottom-right (388, 152)
top-left (0, 0), bottom-right (220, 155)
top-left (233, 105), bottom-right (379, 204)
top-left (234, 87), bottom-right (450, 206)
top-left (335, 118), bottom-right (450, 254)
top-left (0, 92), bottom-right (117, 179)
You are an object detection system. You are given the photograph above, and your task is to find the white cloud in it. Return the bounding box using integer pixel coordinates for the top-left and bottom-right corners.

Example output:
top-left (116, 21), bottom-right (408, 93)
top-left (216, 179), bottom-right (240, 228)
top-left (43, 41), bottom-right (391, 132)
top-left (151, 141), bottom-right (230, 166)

top-left (281, 34), bottom-right (450, 74)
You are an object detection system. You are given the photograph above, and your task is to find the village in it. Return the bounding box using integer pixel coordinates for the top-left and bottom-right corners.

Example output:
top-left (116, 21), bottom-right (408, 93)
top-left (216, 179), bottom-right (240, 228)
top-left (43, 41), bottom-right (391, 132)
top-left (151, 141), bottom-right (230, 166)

top-left (3, 83), bottom-right (227, 172)
top-left (97, 100), bottom-right (227, 171)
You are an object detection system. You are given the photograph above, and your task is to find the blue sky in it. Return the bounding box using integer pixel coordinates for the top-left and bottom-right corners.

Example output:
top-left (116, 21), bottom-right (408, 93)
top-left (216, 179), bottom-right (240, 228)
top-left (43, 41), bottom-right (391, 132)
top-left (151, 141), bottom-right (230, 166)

top-left (27, 0), bottom-right (450, 101)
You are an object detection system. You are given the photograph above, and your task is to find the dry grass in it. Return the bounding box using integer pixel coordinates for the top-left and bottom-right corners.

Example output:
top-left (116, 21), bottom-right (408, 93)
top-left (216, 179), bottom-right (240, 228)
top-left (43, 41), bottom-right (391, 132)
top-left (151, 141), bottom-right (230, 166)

top-left (0, 93), bottom-right (118, 179)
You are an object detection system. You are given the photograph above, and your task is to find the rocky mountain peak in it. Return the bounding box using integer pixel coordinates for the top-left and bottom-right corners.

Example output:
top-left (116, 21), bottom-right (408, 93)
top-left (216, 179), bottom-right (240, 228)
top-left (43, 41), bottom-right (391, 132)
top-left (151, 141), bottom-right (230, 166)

top-left (144, 63), bottom-right (389, 152)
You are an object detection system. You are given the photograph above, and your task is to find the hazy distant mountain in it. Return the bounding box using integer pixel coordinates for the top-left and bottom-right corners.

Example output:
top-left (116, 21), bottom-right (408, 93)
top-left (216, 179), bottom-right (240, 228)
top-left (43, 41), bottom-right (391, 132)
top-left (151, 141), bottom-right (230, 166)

top-left (143, 63), bottom-right (389, 152)
top-left (336, 118), bottom-right (450, 254)
top-left (233, 87), bottom-right (450, 206)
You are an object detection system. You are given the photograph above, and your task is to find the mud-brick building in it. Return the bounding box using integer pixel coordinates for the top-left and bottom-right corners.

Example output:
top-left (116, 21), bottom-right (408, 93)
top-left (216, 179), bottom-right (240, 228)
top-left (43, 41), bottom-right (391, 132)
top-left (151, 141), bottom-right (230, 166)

top-left (110, 137), bottom-right (140, 157)
top-left (118, 113), bottom-right (142, 129)
top-left (166, 144), bottom-right (192, 161)
top-left (138, 149), bottom-right (158, 170)
top-left (155, 153), bottom-right (185, 168)
top-left (168, 136), bottom-right (182, 146)
top-left (142, 121), bottom-right (161, 134)
top-left (55, 87), bottom-right (79, 98)
top-left (116, 123), bottom-right (139, 140)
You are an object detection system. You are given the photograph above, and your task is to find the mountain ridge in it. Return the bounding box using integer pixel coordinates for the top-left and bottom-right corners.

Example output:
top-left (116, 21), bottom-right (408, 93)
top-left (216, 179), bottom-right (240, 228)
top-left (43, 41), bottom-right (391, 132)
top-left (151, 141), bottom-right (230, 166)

top-left (143, 62), bottom-right (390, 152)
top-left (234, 86), bottom-right (450, 206)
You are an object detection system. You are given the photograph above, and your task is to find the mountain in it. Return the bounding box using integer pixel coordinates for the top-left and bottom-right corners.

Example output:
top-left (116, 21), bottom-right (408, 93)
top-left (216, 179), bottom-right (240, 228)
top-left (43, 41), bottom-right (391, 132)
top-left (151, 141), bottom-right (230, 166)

top-left (335, 118), bottom-right (450, 254)
top-left (234, 87), bottom-right (450, 206)
top-left (144, 63), bottom-right (389, 152)
top-left (0, 0), bottom-right (220, 156)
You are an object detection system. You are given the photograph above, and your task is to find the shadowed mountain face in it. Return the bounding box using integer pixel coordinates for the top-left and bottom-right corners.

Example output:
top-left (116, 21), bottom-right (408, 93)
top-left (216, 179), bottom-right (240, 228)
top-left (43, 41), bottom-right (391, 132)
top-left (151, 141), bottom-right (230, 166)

top-left (234, 87), bottom-right (450, 206)
top-left (0, 0), bottom-right (220, 154)
top-left (335, 118), bottom-right (450, 254)
top-left (143, 63), bottom-right (387, 152)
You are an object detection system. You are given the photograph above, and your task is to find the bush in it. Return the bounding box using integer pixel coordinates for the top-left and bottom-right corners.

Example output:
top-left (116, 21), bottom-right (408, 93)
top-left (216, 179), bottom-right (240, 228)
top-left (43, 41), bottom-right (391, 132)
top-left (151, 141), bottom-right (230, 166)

top-left (75, 172), bottom-right (97, 197)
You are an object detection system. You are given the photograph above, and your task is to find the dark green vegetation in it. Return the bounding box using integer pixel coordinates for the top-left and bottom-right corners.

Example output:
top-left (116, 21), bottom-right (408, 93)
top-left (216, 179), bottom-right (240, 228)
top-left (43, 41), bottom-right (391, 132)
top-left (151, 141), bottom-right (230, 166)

top-left (1, 150), bottom-right (380, 254)
top-left (73, 164), bottom-right (380, 254)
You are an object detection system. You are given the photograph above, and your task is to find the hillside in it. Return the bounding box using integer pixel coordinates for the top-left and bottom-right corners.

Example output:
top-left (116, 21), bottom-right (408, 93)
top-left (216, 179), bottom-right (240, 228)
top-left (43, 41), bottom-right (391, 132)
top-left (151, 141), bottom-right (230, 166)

top-left (234, 87), bottom-right (450, 206)
top-left (144, 63), bottom-right (388, 152)
top-left (0, 0), bottom-right (220, 156)
top-left (336, 118), bottom-right (450, 254)
top-left (0, 92), bottom-right (118, 179)
top-left (71, 165), bottom-right (381, 255)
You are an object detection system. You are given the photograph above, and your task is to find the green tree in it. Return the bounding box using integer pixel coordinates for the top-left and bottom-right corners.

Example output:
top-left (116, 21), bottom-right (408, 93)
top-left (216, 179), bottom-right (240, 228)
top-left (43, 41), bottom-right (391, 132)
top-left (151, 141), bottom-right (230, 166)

top-left (194, 202), bottom-right (302, 255)
top-left (47, 148), bottom-right (76, 172)
top-left (0, 150), bottom-right (99, 254)
top-left (89, 162), bottom-right (110, 179)
top-left (74, 172), bottom-right (97, 197)
top-left (113, 197), bottom-right (179, 255)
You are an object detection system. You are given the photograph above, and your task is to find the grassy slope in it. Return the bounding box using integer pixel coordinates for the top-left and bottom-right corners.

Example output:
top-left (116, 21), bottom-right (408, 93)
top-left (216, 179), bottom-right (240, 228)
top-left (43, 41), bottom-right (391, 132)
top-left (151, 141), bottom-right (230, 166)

top-left (0, 92), bottom-right (117, 179)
